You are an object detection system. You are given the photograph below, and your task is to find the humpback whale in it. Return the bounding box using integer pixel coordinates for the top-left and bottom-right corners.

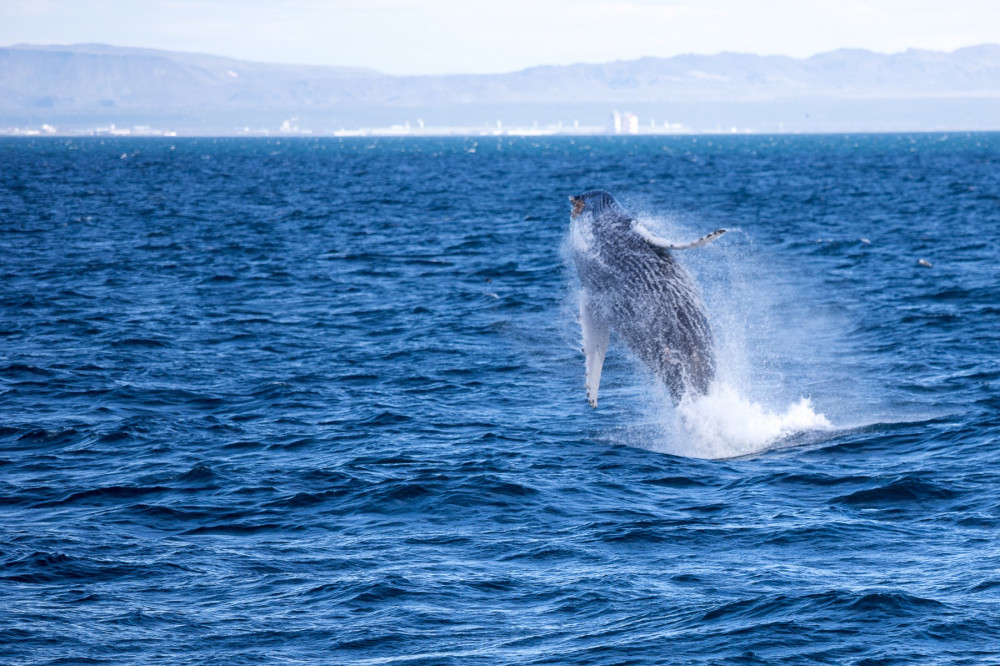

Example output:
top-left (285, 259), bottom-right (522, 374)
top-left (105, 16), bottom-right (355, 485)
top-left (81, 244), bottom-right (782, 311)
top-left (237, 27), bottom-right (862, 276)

top-left (569, 191), bottom-right (726, 407)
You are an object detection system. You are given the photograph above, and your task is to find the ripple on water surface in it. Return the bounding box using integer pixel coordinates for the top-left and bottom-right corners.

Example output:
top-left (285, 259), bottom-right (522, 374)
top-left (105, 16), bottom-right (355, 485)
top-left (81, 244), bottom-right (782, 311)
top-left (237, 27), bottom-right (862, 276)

top-left (1, 135), bottom-right (999, 663)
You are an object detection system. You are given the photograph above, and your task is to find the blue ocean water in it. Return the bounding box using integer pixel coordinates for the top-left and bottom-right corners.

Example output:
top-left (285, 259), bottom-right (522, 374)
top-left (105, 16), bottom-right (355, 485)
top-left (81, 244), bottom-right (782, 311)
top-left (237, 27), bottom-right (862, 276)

top-left (1, 134), bottom-right (999, 664)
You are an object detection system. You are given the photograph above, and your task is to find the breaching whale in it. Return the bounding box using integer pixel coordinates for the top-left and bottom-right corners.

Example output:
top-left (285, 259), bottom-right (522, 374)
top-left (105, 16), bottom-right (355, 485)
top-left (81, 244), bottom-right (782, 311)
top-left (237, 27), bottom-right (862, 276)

top-left (569, 191), bottom-right (726, 407)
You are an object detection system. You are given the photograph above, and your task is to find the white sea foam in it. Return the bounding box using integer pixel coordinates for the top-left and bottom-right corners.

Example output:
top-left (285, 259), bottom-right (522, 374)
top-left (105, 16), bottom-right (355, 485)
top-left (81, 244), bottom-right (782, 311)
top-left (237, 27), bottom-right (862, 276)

top-left (659, 382), bottom-right (832, 459)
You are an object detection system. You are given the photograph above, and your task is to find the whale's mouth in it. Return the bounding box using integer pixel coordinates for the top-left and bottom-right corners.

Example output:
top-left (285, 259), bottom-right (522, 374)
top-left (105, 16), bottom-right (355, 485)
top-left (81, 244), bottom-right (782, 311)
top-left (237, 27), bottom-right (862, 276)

top-left (569, 196), bottom-right (585, 219)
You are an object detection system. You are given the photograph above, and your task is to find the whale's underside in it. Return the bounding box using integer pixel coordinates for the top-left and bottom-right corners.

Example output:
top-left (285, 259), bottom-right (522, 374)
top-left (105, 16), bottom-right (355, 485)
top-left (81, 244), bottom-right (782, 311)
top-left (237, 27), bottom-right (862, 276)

top-left (570, 191), bottom-right (724, 407)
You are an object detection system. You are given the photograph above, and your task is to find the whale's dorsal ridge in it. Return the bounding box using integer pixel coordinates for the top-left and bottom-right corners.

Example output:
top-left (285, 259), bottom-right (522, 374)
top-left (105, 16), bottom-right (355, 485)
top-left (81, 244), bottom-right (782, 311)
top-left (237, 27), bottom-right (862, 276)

top-left (632, 222), bottom-right (727, 250)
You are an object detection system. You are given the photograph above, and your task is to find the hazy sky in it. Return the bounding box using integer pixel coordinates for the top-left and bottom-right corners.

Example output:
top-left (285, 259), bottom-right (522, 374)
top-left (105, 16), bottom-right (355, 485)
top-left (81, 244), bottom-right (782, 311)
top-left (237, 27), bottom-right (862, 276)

top-left (3, 0), bottom-right (998, 74)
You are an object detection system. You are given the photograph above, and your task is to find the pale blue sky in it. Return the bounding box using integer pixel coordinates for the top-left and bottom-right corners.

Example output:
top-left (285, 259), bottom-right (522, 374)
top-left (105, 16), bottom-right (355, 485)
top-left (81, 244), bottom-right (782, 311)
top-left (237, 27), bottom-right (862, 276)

top-left (3, 0), bottom-right (998, 74)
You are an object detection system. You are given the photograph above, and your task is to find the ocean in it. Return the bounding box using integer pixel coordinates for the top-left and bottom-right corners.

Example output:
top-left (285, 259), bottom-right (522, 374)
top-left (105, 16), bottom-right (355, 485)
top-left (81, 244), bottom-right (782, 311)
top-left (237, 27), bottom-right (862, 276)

top-left (2, 134), bottom-right (998, 663)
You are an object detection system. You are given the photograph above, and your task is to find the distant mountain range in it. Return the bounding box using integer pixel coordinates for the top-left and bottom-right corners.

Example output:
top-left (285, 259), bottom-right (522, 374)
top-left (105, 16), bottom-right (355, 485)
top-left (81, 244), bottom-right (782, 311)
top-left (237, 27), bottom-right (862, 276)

top-left (3, 43), bottom-right (1000, 133)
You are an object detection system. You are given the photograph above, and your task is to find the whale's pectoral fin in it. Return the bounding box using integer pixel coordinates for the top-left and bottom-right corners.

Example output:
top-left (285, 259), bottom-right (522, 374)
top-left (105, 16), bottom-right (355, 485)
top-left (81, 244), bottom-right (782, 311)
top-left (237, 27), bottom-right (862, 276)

top-left (580, 292), bottom-right (610, 409)
top-left (632, 222), bottom-right (727, 250)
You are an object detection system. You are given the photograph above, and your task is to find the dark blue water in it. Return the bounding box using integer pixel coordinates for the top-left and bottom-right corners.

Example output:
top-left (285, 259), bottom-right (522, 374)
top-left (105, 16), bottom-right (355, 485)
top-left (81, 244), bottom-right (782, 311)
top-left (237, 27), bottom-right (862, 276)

top-left (2, 135), bottom-right (999, 664)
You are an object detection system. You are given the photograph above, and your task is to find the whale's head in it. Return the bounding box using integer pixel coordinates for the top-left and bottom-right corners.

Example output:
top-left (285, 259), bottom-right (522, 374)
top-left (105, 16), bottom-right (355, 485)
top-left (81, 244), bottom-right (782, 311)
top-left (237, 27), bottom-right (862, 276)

top-left (569, 191), bottom-right (632, 256)
top-left (569, 190), bottom-right (631, 245)
top-left (569, 190), bottom-right (628, 224)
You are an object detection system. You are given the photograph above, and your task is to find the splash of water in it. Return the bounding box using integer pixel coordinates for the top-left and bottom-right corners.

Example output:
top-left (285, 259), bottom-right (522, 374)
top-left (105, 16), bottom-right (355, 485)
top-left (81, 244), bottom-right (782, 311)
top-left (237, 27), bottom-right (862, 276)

top-left (660, 382), bottom-right (832, 459)
top-left (625, 213), bottom-right (835, 458)
top-left (572, 209), bottom-right (842, 459)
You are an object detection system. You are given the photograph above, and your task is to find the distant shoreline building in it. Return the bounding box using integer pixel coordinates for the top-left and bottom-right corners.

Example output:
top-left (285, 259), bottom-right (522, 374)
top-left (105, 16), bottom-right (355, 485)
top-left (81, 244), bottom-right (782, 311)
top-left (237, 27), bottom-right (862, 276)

top-left (611, 111), bottom-right (640, 134)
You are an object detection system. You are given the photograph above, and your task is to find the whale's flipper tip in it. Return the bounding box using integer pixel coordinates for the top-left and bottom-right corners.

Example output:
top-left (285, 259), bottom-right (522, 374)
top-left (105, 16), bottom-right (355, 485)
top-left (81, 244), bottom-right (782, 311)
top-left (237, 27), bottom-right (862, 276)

top-left (632, 223), bottom-right (728, 251)
top-left (676, 228), bottom-right (727, 249)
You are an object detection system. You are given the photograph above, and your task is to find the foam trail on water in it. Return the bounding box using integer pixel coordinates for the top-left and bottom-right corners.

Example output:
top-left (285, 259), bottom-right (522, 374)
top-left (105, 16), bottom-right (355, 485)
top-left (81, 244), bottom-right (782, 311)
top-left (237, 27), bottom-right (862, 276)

top-left (661, 382), bottom-right (832, 459)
